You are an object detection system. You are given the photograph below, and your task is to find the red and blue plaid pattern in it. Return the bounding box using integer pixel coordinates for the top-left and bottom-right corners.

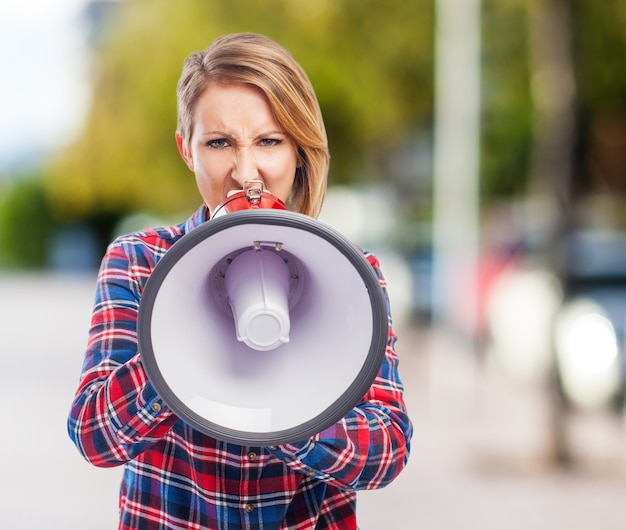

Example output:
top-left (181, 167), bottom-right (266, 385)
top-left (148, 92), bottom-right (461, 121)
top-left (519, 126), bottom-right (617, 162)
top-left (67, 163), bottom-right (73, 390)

top-left (68, 206), bottom-right (412, 529)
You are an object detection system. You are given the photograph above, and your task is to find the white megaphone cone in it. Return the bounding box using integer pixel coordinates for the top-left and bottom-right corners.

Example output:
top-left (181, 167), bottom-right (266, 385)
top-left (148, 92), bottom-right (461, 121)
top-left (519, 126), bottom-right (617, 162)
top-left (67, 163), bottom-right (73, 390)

top-left (137, 180), bottom-right (389, 445)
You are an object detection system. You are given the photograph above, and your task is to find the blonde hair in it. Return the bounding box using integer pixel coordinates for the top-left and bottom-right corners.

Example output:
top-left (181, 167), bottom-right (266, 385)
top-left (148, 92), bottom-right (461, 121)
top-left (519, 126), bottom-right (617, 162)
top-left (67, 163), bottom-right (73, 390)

top-left (176, 33), bottom-right (329, 218)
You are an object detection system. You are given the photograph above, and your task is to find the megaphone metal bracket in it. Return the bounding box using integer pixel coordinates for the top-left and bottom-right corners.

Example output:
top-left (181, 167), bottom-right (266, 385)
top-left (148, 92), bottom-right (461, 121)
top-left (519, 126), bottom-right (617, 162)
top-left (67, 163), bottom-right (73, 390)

top-left (244, 180), bottom-right (265, 204)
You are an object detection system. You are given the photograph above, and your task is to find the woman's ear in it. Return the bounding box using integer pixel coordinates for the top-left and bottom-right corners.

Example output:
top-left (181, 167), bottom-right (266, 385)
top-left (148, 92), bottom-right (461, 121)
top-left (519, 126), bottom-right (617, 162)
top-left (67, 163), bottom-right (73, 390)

top-left (176, 133), bottom-right (194, 171)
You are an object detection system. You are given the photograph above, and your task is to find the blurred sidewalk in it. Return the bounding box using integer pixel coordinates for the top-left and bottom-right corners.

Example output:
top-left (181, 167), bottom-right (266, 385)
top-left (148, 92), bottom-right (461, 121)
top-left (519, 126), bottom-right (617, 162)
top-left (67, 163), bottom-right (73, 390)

top-left (2, 274), bottom-right (626, 529)
top-left (359, 325), bottom-right (626, 529)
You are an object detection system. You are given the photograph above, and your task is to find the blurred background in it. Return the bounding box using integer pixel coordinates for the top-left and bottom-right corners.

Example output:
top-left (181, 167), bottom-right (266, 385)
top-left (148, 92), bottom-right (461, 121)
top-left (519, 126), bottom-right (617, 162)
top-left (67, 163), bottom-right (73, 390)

top-left (1, 0), bottom-right (626, 528)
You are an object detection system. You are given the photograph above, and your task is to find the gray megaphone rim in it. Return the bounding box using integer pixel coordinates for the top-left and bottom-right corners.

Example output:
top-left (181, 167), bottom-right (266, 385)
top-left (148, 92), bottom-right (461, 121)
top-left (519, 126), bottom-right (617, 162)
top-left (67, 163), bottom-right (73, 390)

top-left (138, 209), bottom-right (388, 446)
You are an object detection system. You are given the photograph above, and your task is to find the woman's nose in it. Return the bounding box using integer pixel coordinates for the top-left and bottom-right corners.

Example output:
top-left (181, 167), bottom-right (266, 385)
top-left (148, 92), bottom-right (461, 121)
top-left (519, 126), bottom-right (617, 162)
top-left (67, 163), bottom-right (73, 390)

top-left (232, 149), bottom-right (259, 187)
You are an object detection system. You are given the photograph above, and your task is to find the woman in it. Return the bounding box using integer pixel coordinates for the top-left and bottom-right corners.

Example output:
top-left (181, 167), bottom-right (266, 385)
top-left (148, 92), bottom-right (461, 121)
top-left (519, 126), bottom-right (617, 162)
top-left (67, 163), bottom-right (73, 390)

top-left (68, 33), bottom-right (412, 530)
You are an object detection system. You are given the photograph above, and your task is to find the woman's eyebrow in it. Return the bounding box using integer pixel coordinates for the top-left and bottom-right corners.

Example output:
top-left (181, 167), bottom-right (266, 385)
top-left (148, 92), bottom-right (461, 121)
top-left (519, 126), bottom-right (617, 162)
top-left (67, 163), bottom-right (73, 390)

top-left (200, 130), bottom-right (285, 138)
top-left (200, 130), bottom-right (234, 137)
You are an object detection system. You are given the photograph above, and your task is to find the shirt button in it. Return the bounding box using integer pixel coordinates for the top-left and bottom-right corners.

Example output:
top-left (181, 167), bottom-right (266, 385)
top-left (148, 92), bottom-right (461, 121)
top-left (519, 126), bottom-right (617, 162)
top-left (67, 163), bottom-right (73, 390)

top-left (244, 503), bottom-right (255, 513)
top-left (247, 451), bottom-right (258, 461)
top-left (306, 470), bottom-right (316, 477)
top-left (268, 446), bottom-right (277, 450)
top-left (151, 402), bottom-right (162, 413)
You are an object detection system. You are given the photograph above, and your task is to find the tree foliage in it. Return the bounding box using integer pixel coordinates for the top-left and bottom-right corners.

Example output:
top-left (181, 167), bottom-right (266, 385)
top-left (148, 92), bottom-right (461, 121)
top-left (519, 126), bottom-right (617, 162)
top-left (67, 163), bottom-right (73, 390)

top-left (2, 0), bottom-right (624, 267)
top-left (479, 0), bottom-right (626, 206)
top-left (572, 0), bottom-right (626, 200)
top-left (0, 175), bottom-right (59, 268)
top-left (45, 0), bottom-right (434, 222)
top-left (481, 0), bottom-right (533, 200)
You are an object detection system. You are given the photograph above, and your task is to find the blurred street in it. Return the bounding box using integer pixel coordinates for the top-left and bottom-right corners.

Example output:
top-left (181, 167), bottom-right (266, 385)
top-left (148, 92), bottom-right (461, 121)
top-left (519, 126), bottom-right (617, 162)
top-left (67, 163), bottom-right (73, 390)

top-left (2, 274), bottom-right (626, 529)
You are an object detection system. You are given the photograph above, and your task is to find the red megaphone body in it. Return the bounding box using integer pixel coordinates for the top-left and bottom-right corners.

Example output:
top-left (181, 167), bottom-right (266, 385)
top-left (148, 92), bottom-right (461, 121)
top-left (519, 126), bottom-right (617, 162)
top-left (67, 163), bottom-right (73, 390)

top-left (211, 180), bottom-right (288, 219)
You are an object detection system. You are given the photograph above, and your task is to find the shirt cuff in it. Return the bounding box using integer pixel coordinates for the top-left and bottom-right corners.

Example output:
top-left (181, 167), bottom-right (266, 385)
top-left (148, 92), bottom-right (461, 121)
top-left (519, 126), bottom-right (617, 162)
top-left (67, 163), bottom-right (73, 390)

top-left (266, 438), bottom-right (332, 480)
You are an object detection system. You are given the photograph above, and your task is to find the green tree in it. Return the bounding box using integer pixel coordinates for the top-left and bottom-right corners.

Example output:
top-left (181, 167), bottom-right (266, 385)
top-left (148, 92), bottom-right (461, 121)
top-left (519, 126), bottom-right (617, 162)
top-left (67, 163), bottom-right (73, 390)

top-left (480, 0), bottom-right (626, 208)
top-left (4, 0), bottom-right (622, 268)
top-left (46, 0), bottom-right (434, 227)
top-left (481, 0), bottom-right (534, 201)
top-left (0, 175), bottom-right (59, 268)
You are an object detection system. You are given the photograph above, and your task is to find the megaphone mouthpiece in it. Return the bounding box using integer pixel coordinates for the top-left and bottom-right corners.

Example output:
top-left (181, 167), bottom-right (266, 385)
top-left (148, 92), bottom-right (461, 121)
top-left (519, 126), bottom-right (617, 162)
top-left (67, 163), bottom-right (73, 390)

top-left (225, 248), bottom-right (291, 351)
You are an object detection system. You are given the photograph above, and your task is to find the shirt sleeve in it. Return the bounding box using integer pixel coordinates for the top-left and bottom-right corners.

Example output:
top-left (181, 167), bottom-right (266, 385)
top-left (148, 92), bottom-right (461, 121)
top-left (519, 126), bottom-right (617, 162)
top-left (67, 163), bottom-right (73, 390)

top-left (67, 237), bottom-right (177, 468)
top-left (268, 253), bottom-right (413, 490)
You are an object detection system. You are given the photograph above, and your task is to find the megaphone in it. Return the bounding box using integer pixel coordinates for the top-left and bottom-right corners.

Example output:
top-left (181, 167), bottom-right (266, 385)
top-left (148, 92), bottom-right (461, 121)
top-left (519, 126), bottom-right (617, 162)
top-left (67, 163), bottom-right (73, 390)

top-left (137, 183), bottom-right (388, 446)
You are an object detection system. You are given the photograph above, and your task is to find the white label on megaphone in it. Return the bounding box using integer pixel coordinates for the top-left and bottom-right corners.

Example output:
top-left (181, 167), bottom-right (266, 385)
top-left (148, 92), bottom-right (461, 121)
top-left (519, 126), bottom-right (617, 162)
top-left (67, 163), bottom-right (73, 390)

top-left (224, 248), bottom-right (291, 351)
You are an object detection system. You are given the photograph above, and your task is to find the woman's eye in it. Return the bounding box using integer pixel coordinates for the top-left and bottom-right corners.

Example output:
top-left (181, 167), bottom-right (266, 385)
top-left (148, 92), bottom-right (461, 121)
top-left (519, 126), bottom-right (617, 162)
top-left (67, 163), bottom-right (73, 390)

top-left (259, 138), bottom-right (281, 147)
top-left (207, 139), bottom-right (229, 149)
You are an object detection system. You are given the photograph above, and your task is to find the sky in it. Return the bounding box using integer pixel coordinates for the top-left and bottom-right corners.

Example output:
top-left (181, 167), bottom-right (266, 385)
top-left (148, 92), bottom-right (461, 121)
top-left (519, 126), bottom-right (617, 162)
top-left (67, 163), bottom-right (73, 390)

top-left (0, 0), bottom-right (90, 173)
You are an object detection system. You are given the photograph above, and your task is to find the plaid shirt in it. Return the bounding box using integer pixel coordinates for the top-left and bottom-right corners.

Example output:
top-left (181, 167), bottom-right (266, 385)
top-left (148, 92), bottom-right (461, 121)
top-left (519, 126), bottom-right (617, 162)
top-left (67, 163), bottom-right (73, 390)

top-left (68, 205), bottom-right (412, 530)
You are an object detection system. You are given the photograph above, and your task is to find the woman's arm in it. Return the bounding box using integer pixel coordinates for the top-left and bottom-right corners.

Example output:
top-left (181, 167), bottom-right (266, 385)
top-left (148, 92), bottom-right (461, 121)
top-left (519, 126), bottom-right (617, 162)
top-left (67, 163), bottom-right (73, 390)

top-left (269, 253), bottom-right (413, 490)
top-left (67, 237), bottom-right (177, 468)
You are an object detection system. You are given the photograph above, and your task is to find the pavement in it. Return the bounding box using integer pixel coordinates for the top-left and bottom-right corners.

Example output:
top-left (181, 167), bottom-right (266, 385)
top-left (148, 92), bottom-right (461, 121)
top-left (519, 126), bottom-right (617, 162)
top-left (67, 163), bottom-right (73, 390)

top-left (2, 273), bottom-right (626, 529)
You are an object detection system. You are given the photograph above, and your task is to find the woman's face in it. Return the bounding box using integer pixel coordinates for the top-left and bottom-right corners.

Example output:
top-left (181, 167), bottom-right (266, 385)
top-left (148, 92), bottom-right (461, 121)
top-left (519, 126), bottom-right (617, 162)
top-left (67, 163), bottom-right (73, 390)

top-left (176, 82), bottom-right (299, 216)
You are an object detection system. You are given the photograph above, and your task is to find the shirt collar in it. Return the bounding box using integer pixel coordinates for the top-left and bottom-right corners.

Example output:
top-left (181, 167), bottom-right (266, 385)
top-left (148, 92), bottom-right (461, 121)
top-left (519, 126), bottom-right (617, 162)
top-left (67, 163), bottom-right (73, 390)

top-left (183, 204), bottom-right (210, 234)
